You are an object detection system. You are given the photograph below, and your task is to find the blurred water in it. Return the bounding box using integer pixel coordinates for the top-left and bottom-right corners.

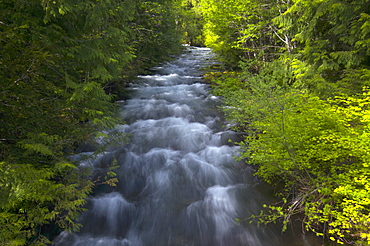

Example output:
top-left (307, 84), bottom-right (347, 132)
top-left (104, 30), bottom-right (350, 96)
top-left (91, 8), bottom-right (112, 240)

top-left (54, 47), bottom-right (321, 246)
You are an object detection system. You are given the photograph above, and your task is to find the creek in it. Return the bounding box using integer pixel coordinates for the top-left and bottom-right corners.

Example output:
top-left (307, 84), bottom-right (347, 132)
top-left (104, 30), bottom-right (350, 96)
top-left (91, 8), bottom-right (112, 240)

top-left (54, 47), bottom-right (321, 246)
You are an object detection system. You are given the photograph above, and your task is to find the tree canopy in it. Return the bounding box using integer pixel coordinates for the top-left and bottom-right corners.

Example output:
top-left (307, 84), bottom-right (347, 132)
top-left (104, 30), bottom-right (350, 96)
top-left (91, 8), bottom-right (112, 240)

top-left (2, 0), bottom-right (370, 244)
top-left (0, 0), bottom-right (184, 244)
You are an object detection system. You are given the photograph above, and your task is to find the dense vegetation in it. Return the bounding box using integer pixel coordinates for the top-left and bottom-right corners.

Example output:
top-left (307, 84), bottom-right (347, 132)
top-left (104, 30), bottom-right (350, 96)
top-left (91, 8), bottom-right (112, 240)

top-left (192, 0), bottom-right (370, 245)
top-left (2, 0), bottom-right (369, 245)
top-left (0, 0), bottom-right (189, 244)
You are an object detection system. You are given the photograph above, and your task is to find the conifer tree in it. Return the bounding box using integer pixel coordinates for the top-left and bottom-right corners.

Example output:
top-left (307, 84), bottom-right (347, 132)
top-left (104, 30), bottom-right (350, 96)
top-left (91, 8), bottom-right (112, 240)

top-left (0, 0), bottom-right (183, 244)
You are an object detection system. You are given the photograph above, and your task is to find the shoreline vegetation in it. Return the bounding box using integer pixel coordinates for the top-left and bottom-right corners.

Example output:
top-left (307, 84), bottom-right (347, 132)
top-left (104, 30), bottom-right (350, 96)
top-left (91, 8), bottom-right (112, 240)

top-left (1, 0), bottom-right (183, 244)
top-left (200, 0), bottom-right (370, 245)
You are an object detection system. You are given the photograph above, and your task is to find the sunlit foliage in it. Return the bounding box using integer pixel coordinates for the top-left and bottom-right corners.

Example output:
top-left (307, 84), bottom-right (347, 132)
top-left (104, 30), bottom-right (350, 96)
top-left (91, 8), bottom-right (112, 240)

top-left (210, 65), bottom-right (370, 245)
top-left (203, 0), bottom-right (370, 243)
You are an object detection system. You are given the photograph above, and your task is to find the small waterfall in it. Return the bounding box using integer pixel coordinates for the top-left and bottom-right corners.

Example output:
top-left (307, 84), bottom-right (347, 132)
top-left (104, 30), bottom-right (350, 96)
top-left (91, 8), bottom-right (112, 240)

top-left (54, 47), bottom-right (320, 246)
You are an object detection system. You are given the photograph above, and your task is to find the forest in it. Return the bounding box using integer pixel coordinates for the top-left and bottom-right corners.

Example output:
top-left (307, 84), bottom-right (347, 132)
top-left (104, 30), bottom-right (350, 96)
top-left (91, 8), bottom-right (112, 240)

top-left (0, 0), bottom-right (369, 245)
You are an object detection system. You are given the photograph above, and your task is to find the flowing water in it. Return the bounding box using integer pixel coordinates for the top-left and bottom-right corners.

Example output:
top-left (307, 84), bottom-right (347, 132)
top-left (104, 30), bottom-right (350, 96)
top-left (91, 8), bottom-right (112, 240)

top-left (54, 47), bottom-right (321, 246)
